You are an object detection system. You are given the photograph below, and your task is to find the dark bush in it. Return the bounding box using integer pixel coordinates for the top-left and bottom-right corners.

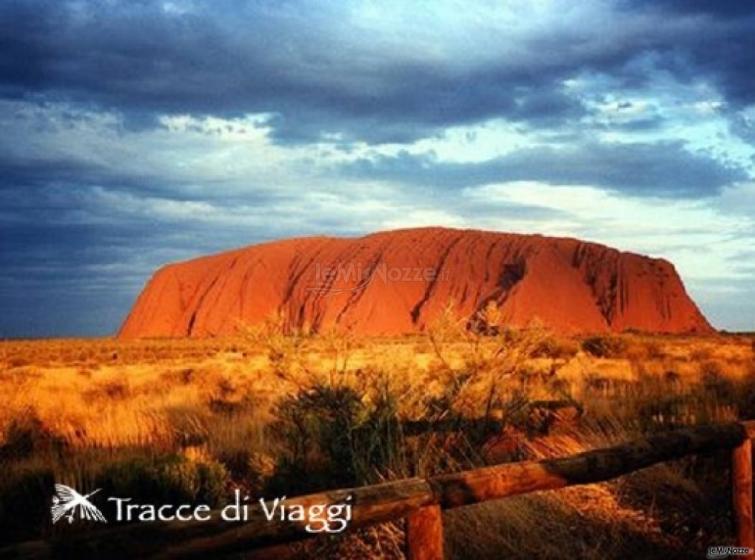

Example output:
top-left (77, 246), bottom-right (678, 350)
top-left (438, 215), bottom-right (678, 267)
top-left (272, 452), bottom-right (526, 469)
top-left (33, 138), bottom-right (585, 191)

top-left (266, 384), bottom-right (403, 495)
top-left (581, 335), bottom-right (627, 358)
top-left (0, 467), bottom-right (54, 542)
top-left (266, 385), bottom-right (361, 494)
top-left (95, 454), bottom-right (228, 510)
top-left (529, 337), bottom-right (578, 359)
top-left (0, 413), bottom-right (65, 461)
top-left (700, 361), bottom-right (735, 402)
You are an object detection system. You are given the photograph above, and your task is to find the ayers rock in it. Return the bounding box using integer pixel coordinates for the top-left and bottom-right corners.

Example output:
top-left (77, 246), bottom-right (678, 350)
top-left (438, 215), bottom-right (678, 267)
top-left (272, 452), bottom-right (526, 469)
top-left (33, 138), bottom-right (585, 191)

top-left (119, 227), bottom-right (713, 338)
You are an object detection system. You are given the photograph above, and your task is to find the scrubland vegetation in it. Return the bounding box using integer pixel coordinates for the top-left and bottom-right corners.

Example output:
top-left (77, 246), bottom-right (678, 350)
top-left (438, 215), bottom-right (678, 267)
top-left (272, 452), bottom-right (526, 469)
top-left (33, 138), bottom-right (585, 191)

top-left (1, 307), bottom-right (754, 558)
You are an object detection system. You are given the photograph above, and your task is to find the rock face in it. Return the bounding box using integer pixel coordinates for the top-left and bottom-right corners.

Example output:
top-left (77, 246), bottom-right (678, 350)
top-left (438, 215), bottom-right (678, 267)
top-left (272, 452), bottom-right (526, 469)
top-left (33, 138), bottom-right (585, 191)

top-left (119, 227), bottom-right (713, 338)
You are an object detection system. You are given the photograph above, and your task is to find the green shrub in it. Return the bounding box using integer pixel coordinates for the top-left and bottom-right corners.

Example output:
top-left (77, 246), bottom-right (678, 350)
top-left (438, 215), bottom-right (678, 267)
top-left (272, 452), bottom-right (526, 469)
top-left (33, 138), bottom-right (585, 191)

top-left (96, 454), bottom-right (228, 508)
top-left (267, 383), bottom-right (403, 495)
top-left (267, 385), bottom-right (361, 494)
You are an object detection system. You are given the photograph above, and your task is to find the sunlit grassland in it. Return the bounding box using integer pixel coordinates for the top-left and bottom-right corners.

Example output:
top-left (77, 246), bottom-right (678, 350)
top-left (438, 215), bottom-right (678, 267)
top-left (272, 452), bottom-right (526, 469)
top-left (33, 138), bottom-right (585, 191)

top-left (0, 312), bottom-right (753, 558)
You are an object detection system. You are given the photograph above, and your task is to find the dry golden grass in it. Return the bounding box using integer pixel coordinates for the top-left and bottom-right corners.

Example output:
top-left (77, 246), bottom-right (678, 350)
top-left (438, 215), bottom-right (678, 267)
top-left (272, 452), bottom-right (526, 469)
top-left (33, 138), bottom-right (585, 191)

top-left (0, 319), bottom-right (753, 557)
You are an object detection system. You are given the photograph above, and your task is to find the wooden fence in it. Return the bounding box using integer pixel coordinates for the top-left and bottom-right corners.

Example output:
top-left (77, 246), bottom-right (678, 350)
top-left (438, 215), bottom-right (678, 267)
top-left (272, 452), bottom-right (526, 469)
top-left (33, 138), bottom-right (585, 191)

top-left (2, 421), bottom-right (754, 559)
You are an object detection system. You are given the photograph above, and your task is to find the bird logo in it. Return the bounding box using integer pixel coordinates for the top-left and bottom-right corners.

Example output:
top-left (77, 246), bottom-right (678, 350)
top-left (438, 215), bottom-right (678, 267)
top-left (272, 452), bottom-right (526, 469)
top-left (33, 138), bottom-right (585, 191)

top-left (51, 484), bottom-right (107, 525)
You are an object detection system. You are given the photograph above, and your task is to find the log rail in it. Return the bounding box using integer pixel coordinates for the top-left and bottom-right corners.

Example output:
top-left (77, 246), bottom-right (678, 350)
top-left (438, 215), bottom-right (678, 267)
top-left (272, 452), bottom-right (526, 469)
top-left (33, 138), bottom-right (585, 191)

top-left (3, 421), bottom-right (754, 559)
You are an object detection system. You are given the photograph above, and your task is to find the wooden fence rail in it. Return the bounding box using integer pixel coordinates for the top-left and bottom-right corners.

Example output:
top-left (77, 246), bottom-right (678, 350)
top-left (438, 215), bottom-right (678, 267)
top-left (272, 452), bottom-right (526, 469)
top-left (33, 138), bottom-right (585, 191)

top-left (2, 421), bottom-right (754, 560)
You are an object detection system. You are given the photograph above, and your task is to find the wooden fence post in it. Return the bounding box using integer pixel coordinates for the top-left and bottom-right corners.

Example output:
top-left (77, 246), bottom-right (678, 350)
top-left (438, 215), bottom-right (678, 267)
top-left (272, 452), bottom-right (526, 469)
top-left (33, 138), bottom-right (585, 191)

top-left (406, 504), bottom-right (444, 560)
top-left (733, 436), bottom-right (754, 552)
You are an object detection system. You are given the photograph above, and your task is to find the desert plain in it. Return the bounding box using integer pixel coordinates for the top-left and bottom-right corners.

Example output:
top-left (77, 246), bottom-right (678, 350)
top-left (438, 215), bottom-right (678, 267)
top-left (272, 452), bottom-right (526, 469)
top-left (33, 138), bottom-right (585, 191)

top-left (1, 318), bottom-right (753, 559)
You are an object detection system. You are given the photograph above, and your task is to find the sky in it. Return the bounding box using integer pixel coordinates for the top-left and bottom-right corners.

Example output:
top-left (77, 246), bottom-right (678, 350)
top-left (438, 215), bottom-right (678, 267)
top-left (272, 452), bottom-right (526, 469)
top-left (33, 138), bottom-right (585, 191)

top-left (0, 0), bottom-right (754, 337)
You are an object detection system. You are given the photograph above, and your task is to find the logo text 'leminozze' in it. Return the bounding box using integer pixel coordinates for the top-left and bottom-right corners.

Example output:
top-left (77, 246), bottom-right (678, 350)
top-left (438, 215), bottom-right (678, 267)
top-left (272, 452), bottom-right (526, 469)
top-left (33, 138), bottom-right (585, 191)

top-left (51, 484), bottom-right (107, 525)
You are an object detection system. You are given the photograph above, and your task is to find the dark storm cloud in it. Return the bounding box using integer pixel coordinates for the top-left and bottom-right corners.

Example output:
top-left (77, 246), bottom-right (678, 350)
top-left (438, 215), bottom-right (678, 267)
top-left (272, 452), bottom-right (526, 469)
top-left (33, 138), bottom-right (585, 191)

top-left (0, 157), bottom-right (96, 188)
top-left (0, 154), bottom-right (152, 192)
top-left (342, 141), bottom-right (749, 198)
top-left (628, 0), bottom-right (755, 18)
top-left (0, 204), bottom-right (150, 337)
top-left (1, 0), bottom-right (752, 145)
top-left (0, 182), bottom-right (285, 337)
top-left (622, 0), bottom-right (755, 107)
top-left (0, 0), bottom-right (589, 144)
